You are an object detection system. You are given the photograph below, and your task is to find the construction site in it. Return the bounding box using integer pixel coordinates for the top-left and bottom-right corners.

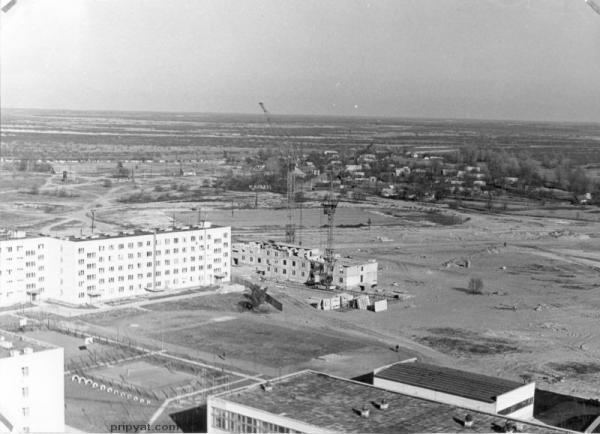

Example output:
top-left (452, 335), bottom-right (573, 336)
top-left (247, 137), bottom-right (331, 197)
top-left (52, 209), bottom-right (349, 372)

top-left (1, 109), bottom-right (600, 432)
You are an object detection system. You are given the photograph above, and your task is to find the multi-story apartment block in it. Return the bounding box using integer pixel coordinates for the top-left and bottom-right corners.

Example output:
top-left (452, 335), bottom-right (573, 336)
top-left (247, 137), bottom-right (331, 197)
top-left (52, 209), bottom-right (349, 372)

top-left (0, 223), bottom-right (231, 307)
top-left (232, 240), bottom-right (377, 290)
top-left (0, 231), bottom-right (61, 306)
top-left (0, 330), bottom-right (65, 433)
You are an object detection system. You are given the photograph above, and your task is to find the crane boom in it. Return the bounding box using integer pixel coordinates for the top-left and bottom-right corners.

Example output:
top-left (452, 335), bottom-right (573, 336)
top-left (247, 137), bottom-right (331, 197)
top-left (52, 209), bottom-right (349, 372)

top-left (258, 102), bottom-right (297, 244)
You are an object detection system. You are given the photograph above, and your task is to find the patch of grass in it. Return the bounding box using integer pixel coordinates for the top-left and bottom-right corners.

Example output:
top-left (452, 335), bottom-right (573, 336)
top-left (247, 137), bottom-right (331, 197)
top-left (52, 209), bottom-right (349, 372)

top-left (548, 362), bottom-right (600, 376)
top-left (417, 327), bottom-right (521, 356)
top-left (78, 308), bottom-right (146, 326)
top-left (152, 318), bottom-right (370, 367)
top-left (143, 293), bottom-right (242, 312)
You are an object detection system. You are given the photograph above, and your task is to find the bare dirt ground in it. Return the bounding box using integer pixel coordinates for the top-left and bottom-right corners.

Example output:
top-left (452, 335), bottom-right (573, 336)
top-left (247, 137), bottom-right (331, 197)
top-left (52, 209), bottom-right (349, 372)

top-left (2, 162), bottom-right (600, 400)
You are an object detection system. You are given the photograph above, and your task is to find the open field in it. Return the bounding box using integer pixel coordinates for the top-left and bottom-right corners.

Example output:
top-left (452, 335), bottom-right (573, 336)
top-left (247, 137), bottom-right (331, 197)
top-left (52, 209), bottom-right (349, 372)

top-left (152, 318), bottom-right (371, 368)
top-left (19, 328), bottom-right (124, 366)
top-left (2, 110), bottom-right (600, 430)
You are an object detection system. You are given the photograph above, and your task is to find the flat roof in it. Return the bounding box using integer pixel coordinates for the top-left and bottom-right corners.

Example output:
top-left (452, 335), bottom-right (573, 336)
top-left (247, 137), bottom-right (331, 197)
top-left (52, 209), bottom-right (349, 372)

top-left (337, 257), bottom-right (376, 267)
top-left (0, 330), bottom-right (57, 359)
top-left (215, 371), bottom-right (563, 434)
top-left (63, 224), bottom-right (226, 242)
top-left (374, 362), bottom-right (525, 403)
top-left (262, 240), bottom-right (319, 250)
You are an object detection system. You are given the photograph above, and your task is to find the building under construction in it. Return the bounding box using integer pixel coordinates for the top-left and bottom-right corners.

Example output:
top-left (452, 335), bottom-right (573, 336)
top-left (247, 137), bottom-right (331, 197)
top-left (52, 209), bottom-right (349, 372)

top-left (232, 240), bottom-right (378, 291)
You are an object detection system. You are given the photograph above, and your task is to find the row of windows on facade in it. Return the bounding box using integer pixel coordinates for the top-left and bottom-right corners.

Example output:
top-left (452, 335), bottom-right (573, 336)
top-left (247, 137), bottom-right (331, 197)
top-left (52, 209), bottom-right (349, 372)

top-left (75, 234), bottom-right (228, 254)
top-left (0, 254), bottom-right (44, 261)
top-left (212, 408), bottom-right (303, 434)
top-left (0, 244), bottom-right (45, 253)
top-left (241, 256), bottom-right (309, 268)
top-left (78, 259), bottom-right (224, 276)
top-left (1, 288), bottom-right (45, 298)
top-left (0, 267), bottom-right (44, 276)
top-left (79, 255), bottom-right (225, 271)
top-left (0, 259), bottom-right (44, 268)
top-left (0, 282), bottom-right (44, 292)
top-left (77, 251), bottom-right (227, 265)
top-left (78, 245), bottom-right (227, 264)
top-left (78, 264), bottom-right (224, 282)
top-left (75, 270), bottom-right (224, 297)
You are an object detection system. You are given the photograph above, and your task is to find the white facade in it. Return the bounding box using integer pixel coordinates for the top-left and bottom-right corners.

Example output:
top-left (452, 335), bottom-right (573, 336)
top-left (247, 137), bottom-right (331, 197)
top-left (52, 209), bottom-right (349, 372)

top-left (0, 224), bottom-right (231, 307)
top-left (372, 365), bottom-right (535, 420)
top-left (0, 232), bottom-right (61, 307)
top-left (0, 331), bottom-right (65, 433)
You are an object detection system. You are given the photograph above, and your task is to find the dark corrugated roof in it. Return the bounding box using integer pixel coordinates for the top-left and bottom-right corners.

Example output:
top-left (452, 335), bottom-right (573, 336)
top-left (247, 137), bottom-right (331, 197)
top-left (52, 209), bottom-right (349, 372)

top-left (374, 362), bottom-right (524, 403)
top-left (217, 371), bottom-right (564, 434)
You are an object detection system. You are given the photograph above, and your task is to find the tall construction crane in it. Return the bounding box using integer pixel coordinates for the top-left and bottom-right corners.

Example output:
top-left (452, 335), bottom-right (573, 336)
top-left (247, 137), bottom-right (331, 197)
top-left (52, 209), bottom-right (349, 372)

top-left (258, 102), bottom-right (298, 244)
top-left (317, 173), bottom-right (341, 289)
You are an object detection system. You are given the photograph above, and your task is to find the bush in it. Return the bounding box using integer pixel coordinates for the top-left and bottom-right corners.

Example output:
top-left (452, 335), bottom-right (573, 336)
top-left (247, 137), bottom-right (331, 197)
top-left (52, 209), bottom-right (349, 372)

top-left (468, 277), bottom-right (484, 295)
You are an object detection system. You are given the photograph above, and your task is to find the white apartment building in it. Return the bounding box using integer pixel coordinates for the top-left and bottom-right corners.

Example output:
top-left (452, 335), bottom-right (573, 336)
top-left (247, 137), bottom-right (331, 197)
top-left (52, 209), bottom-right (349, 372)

top-left (0, 231), bottom-right (61, 306)
top-left (0, 330), bottom-right (65, 433)
top-left (0, 223), bottom-right (231, 307)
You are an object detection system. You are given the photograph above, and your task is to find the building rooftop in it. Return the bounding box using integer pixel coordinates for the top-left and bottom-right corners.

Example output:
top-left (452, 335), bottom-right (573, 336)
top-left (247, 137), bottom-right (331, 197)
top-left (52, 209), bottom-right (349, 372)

top-left (0, 230), bottom-right (44, 242)
top-left (262, 240), bottom-right (320, 251)
top-left (374, 362), bottom-right (525, 403)
top-left (0, 329), bottom-right (57, 359)
top-left (337, 257), bottom-right (377, 267)
top-left (62, 223), bottom-right (224, 242)
top-left (214, 371), bottom-right (566, 434)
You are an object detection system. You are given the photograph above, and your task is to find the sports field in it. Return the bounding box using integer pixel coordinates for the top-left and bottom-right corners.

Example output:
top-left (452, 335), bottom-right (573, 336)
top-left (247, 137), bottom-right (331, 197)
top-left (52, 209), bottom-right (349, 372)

top-left (152, 317), bottom-right (371, 368)
top-left (88, 359), bottom-right (199, 391)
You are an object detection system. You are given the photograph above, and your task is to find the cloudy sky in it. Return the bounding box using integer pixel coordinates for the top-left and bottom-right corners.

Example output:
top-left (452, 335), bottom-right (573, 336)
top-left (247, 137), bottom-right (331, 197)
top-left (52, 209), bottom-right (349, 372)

top-left (1, 0), bottom-right (599, 122)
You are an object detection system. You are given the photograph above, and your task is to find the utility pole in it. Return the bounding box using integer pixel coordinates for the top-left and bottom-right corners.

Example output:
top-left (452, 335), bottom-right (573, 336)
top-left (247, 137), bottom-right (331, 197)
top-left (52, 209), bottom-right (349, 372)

top-left (90, 210), bottom-right (95, 234)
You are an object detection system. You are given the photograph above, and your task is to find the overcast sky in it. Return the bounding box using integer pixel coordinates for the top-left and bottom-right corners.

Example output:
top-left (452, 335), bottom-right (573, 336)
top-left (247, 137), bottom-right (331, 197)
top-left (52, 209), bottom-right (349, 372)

top-left (1, 0), bottom-right (599, 122)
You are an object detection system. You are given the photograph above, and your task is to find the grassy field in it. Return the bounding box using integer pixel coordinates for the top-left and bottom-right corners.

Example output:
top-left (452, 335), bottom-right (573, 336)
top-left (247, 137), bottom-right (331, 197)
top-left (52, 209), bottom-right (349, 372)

top-left (24, 329), bottom-right (117, 365)
top-left (152, 318), bottom-right (371, 368)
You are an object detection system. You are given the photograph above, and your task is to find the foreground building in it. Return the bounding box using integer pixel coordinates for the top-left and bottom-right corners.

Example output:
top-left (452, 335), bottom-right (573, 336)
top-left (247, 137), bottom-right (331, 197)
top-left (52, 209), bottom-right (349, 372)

top-left (206, 370), bottom-right (565, 434)
top-left (0, 330), bottom-right (64, 433)
top-left (0, 223), bottom-right (231, 307)
top-left (373, 361), bottom-right (535, 419)
top-left (232, 240), bottom-right (377, 290)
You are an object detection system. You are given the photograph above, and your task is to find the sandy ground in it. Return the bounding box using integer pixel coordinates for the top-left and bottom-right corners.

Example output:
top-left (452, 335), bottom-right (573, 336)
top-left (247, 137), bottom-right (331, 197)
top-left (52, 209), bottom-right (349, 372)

top-left (2, 164), bottom-right (600, 401)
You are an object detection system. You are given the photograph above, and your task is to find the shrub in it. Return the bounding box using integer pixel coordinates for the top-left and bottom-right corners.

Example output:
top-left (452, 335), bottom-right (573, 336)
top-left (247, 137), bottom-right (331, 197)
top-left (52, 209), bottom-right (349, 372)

top-left (468, 277), bottom-right (484, 295)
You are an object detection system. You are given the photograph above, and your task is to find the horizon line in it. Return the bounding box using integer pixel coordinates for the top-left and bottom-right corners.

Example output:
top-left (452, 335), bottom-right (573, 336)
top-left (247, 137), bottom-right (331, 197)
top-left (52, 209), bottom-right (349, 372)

top-left (1, 105), bottom-right (599, 126)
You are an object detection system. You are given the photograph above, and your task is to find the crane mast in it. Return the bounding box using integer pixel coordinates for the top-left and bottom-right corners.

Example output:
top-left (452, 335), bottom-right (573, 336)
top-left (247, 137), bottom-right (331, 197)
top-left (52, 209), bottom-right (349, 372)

top-left (321, 176), bottom-right (339, 288)
top-left (259, 102), bottom-right (297, 244)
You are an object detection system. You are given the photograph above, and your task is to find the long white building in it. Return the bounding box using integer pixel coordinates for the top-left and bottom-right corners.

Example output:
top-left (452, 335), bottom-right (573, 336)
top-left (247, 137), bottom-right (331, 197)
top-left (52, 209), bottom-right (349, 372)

top-left (0, 330), bottom-right (65, 433)
top-left (0, 223), bottom-right (231, 307)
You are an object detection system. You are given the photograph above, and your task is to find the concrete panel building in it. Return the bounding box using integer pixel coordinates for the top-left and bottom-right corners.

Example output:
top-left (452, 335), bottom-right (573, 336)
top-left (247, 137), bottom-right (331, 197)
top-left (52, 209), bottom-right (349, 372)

top-left (0, 330), bottom-right (65, 433)
top-left (373, 361), bottom-right (535, 420)
top-left (232, 240), bottom-right (377, 290)
top-left (206, 370), bottom-right (564, 434)
top-left (0, 231), bottom-right (61, 306)
top-left (0, 223), bottom-right (231, 307)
